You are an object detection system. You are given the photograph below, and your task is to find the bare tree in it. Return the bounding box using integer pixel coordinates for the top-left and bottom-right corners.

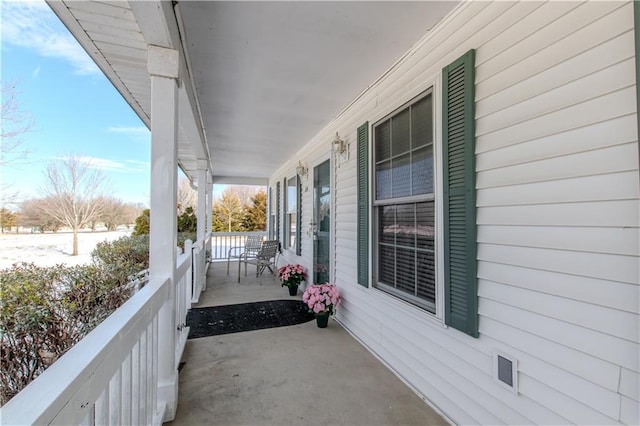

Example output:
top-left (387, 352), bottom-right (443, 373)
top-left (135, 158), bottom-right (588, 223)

top-left (224, 185), bottom-right (260, 205)
top-left (19, 198), bottom-right (63, 232)
top-left (1, 81), bottom-right (34, 208)
top-left (177, 177), bottom-right (197, 215)
top-left (0, 80), bottom-right (33, 165)
top-left (39, 156), bottom-right (110, 255)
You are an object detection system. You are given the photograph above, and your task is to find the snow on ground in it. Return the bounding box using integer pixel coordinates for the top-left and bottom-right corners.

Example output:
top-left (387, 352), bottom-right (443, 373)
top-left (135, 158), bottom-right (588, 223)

top-left (0, 228), bottom-right (133, 270)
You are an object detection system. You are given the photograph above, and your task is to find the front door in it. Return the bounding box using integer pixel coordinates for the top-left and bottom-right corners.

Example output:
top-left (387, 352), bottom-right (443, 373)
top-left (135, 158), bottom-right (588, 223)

top-left (313, 159), bottom-right (331, 284)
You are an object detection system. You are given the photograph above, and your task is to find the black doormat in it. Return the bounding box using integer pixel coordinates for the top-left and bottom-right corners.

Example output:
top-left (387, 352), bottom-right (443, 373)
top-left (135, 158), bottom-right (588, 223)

top-left (187, 300), bottom-right (315, 339)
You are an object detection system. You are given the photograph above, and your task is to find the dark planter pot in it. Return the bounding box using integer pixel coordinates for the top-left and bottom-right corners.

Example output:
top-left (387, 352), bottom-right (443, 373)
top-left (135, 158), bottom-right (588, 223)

top-left (315, 312), bottom-right (329, 328)
top-left (288, 285), bottom-right (298, 296)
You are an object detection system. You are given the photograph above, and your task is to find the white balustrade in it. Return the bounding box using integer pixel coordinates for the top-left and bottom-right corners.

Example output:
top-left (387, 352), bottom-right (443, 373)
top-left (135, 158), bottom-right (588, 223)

top-left (209, 231), bottom-right (267, 260)
top-left (0, 236), bottom-right (213, 425)
top-left (0, 276), bottom-right (169, 425)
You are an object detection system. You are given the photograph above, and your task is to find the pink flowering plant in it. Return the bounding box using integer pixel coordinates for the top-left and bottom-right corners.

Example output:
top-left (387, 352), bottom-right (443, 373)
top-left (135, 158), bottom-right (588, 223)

top-left (302, 283), bottom-right (341, 316)
top-left (278, 264), bottom-right (306, 288)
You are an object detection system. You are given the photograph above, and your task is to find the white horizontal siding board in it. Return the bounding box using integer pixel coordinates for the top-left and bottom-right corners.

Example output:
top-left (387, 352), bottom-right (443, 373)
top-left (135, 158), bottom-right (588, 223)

top-left (480, 317), bottom-right (621, 392)
top-left (86, 31), bottom-right (146, 49)
top-left (479, 298), bottom-right (640, 372)
top-left (476, 86), bottom-right (636, 154)
top-left (80, 21), bottom-right (143, 41)
top-left (477, 225), bottom-right (640, 257)
top-left (373, 345), bottom-right (479, 425)
top-left (66, 0), bottom-right (135, 20)
top-left (518, 374), bottom-right (620, 425)
top-left (477, 142), bottom-right (639, 187)
top-left (477, 2), bottom-right (631, 99)
top-left (479, 334), bottom-right (621, 419)
top-left (378, 335), bottom-right (504, 425)
top-left (476, 114), bottom-right (637, 169)
top-left (474, 1), bottom-right (562, 67)
top-left (477, 59), bottom-right (636, 136)
top-left (380, 327), bottom-right (542, 424)
top-left (620, 395), bottom-right (640, 425)
top-left (478, 262), bottom-right (640, 314)
top-left (94, 42), bottom-right (146, 61)
top-left (480, 280), bottom-right (639, 342)
top-left (477, 200), bottom-right (640, 229)
top-left (477, 30), bottom-right (635, 118)
top-left (73, 9), bottom-right (141, 32)
top-left (478, 243), bottom-right (640, 284)
top-left (476, 1), bottom-right (585, 75)
top-left (92, 1), bottom-right (131, 9)
top-left (619, 368), bottom-right (640, 401)
top-left (477, 172), bottom-right (640, 208)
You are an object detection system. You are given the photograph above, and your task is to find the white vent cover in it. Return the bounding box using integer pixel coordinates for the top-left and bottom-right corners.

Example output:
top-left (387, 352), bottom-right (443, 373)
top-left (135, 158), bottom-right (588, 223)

top-left (493, 351), bottom-right (518, 394)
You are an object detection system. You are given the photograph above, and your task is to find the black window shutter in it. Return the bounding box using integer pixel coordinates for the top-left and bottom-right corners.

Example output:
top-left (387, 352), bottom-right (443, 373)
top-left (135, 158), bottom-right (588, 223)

top-left (276, 181), bottom-right (280, 242)
top-left (296, 174), bottom-right (302, 256)
top-left (357, 122), bottom-right (369, 287)
top-left (442, 49), bottom-right (478, 337)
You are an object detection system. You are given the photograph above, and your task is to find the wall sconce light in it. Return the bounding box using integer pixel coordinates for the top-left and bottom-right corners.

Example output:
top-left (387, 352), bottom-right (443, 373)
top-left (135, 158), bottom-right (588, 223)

top-left (332, 132), bottom-right (346, 155)
top-left (296, 161), bottom-right (308, 177)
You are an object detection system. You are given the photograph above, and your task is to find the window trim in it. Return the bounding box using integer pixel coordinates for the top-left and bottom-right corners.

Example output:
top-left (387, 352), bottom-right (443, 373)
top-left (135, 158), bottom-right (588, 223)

top-left (370, 80), bottom-right (445, 320)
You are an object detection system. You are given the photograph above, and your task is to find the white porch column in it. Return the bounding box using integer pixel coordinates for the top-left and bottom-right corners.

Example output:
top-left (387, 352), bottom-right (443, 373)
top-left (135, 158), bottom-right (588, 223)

top-left (204, 176), bottom-right (213, 290)
top-left (148, 45), bottom-right (180, 422)
top-left (196, 160), bottom-right (207, 245)
top-left (206, 177), bottom-right (213, 237)
top-left (196, 160), bottom-right (208, 290)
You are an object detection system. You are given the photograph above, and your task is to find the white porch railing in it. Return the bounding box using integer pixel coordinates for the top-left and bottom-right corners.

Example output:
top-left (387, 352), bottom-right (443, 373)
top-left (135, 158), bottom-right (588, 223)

top-left (209, 231), bottom-right (267, 260)
top-left (0, 239), bottom-right (202, 425)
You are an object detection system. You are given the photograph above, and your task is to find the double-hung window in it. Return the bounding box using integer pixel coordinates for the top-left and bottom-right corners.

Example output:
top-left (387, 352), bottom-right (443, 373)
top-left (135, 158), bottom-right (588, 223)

top-left (359, 50), bottom-right (478, 336)
top-left (373, 91), bottom-right (436, 313)
top-left (285, 176), bottom-right (297, 249)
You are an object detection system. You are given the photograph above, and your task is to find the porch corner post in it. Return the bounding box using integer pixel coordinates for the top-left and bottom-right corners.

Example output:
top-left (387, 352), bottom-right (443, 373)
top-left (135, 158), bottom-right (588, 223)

top-left (148, 45), bottom-right (180, 423)
top-left (205, 175), bottom-right (213, 290)
top-left (196, 160), bottom-right (208, 288)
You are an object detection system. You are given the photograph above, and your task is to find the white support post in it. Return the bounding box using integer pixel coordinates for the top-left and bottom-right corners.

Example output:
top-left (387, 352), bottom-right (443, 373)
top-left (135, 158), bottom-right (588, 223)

top-left (206, 176), bottom-right (213, 237)
top-left (196, 160), bottom-right (207, 246)
top-left (148, 45), bottom-right (179, 423)
top-left (196, 160), bottom-right (207, 295)
top-left (204, 176), bottom-right (213, 290)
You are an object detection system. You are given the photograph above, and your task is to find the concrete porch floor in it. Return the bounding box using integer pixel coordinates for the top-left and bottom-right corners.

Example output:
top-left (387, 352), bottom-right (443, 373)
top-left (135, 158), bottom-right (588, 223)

top-left (167, 261), bottom-right (447, 426)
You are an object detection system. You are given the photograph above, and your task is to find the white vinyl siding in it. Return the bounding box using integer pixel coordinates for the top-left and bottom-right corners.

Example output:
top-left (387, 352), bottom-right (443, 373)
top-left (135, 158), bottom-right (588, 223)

top-left (269, 1), bottom-right (640, 424)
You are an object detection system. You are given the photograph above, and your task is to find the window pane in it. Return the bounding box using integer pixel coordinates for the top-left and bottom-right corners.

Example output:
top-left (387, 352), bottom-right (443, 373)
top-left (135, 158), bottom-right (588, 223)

top-left (416, 201), bottom-right (435, 250)
top-left (411, 146), bottom-right (433, 195)
top-left (417, 251), bottom-right (436, 309)
top-left (412, 95), bottom-right (432, 149)
top-left (380, 205), bottom-right (396, 244)
top-left (396, 247), bottom-right (416, 295)
top-left (392, 108), bottom-right (410, 156)
top-left (289, 213), bottom-right (296, 248)
top-left (373, 90), bottom-right (436, 313)
top-left (287, 177), bottom-right (296, 212)
top-left (391, 153), bottom-right (411, 198)
top-left (376, 121), bottom-right (391, 161)
top-left (379, 245), bottom-right (395, 286)
top-left (376, 160), bottom-right (392, 200)
top-left (395, 203), bottom-right (415, 248)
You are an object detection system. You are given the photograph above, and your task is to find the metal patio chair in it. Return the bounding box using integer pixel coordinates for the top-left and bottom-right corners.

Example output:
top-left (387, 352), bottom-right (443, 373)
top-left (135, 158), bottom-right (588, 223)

top-left (238, 239), bottom-right (280, 283)
top-left (227, 235), bottom-right (264, 276)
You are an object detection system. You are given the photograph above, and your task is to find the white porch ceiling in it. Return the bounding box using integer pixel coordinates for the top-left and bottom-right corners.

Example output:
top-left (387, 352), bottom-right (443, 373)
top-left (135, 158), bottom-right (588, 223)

top-left (178, 1), bottom-right (457, 182)
top-left (48, 1), bottom-right (458, 184)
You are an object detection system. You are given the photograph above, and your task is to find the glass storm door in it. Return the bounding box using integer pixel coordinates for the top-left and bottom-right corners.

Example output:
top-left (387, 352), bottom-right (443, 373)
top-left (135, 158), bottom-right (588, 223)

top-left (313, 159), bottom-right (331, 284)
